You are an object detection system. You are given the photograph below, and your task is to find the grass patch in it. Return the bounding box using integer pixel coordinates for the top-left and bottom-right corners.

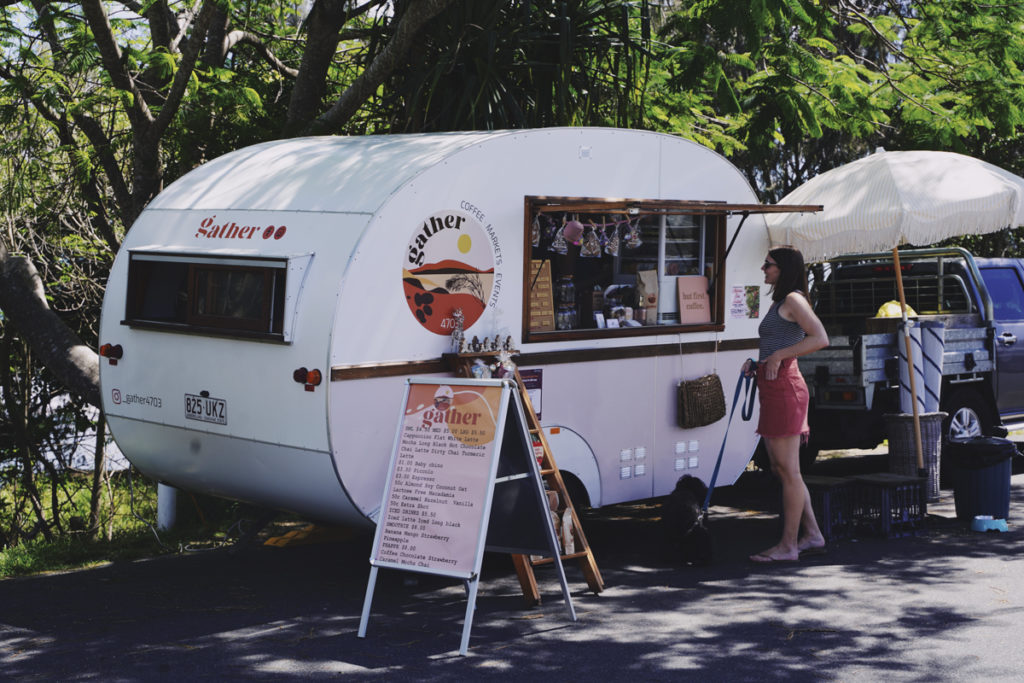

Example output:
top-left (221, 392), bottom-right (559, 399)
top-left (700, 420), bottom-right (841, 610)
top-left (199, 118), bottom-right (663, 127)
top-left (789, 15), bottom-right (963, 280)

top-left (0, 530), bottom-right (164, 576)
top-left (0, 469), bottom-right (286, 578)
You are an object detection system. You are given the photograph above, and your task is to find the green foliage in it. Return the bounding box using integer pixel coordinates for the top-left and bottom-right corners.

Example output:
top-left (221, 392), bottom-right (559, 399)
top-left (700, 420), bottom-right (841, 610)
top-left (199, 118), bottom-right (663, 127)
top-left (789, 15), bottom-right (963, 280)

top-left (649, 1), bottom-right (1024, 199)
top-left (363, 0), bottom-right (653, 133)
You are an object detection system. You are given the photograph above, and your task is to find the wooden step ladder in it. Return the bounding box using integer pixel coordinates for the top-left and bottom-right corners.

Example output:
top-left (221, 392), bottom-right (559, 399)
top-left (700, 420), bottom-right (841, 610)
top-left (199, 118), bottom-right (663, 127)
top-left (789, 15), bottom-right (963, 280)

top-left (445, 351), bottom-right (604, 605)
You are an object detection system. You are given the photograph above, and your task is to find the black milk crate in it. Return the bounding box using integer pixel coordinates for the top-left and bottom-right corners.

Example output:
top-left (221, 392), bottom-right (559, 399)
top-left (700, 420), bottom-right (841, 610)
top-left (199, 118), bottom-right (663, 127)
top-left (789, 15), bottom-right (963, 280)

top-left (803, 475), bottom-right (855, 542)
top-left (849, 473), bottom-right (928, 538)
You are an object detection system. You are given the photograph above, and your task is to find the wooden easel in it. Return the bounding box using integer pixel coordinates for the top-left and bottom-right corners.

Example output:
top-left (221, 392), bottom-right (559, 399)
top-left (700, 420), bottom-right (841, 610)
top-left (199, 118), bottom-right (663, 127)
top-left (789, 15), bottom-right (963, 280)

top-left (445, 351), bottom-right (604, 604)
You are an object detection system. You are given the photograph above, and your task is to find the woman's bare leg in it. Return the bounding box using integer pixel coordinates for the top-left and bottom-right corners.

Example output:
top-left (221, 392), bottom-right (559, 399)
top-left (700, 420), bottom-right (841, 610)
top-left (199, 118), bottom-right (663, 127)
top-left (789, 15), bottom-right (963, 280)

top-left (751, 435), bottom-right (824, 561)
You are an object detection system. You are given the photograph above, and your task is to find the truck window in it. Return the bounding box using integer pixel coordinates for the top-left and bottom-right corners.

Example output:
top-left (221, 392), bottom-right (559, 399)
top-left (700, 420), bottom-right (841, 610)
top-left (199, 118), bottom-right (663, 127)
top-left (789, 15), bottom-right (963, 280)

top-left (125, 252), bottom-right (287, 338)
top-left (812, 258), bottom-right (974, 321)
top-left (980, 267), bottom-right (1024, 320)
top-left (524, 197), bottom-right (725, 340)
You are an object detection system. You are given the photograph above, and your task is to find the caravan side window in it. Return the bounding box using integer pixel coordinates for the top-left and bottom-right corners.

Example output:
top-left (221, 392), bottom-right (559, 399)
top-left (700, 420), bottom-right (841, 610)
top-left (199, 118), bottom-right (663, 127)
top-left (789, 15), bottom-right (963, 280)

top-left (524, 197), bottom-right (726, 341)
top-left (125, 253), bottom-right (287, 339)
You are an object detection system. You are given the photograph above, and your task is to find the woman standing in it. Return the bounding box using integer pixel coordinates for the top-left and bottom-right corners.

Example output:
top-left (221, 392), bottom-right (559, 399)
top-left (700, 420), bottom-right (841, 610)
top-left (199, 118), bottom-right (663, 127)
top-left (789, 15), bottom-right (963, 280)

top-left (747, 246), bottom-right (829, 564)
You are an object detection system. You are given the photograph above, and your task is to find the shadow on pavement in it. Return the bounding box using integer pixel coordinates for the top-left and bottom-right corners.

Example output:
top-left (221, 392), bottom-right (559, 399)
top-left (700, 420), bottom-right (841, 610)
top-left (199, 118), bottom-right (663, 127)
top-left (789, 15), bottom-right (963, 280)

top-left (2, 451), bottom-right (1024, 680)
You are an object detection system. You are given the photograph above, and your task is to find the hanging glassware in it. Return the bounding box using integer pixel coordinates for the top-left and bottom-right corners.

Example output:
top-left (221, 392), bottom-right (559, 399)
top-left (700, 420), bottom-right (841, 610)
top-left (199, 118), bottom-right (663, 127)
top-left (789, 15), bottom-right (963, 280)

top-left (563, 215), bottom-right (585, 246)
top-left (550, 225), bottom-right (568, 254)
top-left (581, 225), bottom-right (601, 257)
top-left (543, 214), bottom-right (560, 241)
top-left (604, 220), bottom-right (620, 256)
top-left (624, 218), bottom-right (643, 249)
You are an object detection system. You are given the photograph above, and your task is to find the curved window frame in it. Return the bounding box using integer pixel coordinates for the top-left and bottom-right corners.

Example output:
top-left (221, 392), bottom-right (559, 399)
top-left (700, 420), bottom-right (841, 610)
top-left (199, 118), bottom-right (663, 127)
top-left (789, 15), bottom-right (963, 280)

top-left (124, 251), bottom-right (289, 341)
top-left (522, 196), bottom-right (731, 343)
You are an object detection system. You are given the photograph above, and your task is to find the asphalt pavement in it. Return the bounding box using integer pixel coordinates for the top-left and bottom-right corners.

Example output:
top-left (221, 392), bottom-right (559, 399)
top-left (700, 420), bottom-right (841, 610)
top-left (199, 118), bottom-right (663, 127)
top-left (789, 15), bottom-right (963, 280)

top-left (2, 454), bottom-right (1024, 681)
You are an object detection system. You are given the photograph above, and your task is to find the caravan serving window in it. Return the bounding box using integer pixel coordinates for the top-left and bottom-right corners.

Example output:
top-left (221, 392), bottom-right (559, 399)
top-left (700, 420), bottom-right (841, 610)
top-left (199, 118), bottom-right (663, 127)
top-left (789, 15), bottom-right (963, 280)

top-left (125, 253), bottom-right (287, 339)
top-left (524, 197), bottom-right (726, 341)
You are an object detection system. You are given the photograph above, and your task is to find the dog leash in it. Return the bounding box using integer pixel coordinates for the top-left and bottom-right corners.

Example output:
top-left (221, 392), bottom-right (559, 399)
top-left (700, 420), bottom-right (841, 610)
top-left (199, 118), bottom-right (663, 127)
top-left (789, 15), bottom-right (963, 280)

top-left (699, 361), bottom-right (757, 521)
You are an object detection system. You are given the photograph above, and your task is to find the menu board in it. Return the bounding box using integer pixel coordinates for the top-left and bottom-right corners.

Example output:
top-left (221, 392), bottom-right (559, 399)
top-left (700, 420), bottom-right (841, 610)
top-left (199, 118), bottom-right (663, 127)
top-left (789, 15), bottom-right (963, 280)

top-left (528, 259), bottom-right (555, 332)
top-left (371, 380), bottom-right (508, 577)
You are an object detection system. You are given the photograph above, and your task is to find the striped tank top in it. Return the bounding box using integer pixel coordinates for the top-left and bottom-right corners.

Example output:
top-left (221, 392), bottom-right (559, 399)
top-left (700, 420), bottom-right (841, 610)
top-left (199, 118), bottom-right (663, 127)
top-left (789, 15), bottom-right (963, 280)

top-left (758, 299), bottom-right (806, 361)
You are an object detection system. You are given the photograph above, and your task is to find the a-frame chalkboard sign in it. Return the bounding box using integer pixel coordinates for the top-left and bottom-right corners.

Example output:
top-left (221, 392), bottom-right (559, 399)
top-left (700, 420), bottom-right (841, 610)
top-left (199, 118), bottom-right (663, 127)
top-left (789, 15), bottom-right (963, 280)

top-left (357, 377), bottom-right (576, 656)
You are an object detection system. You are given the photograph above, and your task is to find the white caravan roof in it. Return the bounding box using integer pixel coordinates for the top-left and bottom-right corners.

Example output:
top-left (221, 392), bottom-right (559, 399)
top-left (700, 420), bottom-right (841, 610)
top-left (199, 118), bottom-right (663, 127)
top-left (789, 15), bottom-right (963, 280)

top-left (150, 132), bottom-right (501, 214)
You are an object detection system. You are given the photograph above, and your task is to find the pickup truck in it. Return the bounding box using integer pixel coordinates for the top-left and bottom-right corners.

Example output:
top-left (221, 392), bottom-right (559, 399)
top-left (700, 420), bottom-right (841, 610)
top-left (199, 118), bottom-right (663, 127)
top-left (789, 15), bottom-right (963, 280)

top-left (796, 247), bottom-right (1024, 467)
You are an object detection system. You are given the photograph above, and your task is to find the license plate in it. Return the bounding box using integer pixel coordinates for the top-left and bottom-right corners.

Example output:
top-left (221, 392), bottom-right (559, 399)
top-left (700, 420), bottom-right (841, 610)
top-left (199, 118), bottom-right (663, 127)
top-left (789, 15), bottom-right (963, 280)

top-left (184, 393), bottom-right (227, 425)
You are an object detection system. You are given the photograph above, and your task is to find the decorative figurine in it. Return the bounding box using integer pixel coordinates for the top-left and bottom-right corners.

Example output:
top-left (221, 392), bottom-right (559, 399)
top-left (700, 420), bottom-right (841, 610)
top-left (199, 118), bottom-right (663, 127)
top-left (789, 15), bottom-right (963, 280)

top-left (470, 335), bottom-right (481, 352)
top-left (450, 308), bottom-right (465, 353)
top-left (495, 349), bottom-right (516, 378)
top-left (471, 358), bottom-right (491, 379)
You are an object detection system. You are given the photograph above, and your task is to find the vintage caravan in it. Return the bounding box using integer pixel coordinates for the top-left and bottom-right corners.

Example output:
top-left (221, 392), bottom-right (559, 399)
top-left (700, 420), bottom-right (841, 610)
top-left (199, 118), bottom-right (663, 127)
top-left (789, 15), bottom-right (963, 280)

top-left (98, 128), bottom-right (806, 527)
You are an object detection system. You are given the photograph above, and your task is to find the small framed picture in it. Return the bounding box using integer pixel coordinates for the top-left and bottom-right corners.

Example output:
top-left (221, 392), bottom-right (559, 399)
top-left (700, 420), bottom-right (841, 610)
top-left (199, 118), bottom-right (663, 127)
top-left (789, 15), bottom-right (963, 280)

top-left (594, 312), bottom-right (606, 329)
top-left (607, 318), bottom-right (620, 329)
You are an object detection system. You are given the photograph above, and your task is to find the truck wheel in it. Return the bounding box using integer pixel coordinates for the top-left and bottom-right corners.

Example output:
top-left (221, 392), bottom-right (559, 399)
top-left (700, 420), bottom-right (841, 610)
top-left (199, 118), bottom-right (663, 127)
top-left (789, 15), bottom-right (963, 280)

top-left (941, 389), bottom-right (993, 442)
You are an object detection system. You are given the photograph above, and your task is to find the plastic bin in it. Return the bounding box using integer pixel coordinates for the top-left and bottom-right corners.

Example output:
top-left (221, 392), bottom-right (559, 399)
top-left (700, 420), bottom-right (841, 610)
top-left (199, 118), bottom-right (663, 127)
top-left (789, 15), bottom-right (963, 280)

top-left (803, 475), bottom-right (855, 542)
top-left (849, 473), bottom-right (927, 538)
top-left (945, 437), bottom-right (1015, 521)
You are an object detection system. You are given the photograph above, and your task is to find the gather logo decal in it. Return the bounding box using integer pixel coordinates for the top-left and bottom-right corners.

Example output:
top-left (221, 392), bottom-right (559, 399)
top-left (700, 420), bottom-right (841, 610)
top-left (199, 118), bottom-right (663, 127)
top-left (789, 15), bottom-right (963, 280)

top-left (403, 210), bottom-right (494, 335)
top-left (194, 215), bottom-right (287, 241)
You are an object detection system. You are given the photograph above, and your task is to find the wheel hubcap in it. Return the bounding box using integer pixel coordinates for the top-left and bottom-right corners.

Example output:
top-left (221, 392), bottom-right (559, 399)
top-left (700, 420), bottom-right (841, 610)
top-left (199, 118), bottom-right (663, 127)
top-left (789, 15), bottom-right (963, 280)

top-left (949, 407), bottom-right (982, 440)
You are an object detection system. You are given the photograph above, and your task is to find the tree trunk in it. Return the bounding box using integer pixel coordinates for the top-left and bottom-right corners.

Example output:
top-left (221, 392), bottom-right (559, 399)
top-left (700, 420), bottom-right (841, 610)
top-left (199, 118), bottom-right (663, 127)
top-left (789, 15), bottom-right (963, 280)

top-left (0, 245), bottom-right (100, 407)
top-left (88, 412), bottom-right (108, 538)
top-left (298, 0), bottom-right (459, 135)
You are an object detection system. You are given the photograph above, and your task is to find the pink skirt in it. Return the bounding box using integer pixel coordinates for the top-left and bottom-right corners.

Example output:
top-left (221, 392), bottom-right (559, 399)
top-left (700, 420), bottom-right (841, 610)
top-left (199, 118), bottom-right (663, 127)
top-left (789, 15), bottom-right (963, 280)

top-left (756, 358), bottom-right (809, 440)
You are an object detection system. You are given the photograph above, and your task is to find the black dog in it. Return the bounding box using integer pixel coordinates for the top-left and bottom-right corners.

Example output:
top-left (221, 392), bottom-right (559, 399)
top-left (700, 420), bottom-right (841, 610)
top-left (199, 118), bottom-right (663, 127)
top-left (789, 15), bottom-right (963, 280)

top-left (661, 474), bottom-right (713, 566)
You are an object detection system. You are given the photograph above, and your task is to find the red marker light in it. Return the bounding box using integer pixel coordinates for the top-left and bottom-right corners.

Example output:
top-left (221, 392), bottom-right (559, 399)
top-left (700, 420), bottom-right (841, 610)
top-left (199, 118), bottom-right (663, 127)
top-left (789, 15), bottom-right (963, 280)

top-left (293, 367), bottom-right (322, 389)
top-left (99, 344), bottom-right (123, 361)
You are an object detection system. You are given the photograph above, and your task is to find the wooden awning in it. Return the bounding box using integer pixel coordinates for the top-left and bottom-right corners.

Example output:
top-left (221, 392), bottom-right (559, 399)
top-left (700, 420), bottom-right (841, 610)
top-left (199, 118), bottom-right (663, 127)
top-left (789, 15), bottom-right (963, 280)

top-left (527, 195), bottom-right (822, 216)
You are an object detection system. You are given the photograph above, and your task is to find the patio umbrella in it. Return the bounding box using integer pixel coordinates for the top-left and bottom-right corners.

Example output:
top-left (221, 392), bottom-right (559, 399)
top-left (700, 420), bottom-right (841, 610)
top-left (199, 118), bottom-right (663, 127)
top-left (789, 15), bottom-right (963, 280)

top-left (764, 150), bottom-right (1024, 473)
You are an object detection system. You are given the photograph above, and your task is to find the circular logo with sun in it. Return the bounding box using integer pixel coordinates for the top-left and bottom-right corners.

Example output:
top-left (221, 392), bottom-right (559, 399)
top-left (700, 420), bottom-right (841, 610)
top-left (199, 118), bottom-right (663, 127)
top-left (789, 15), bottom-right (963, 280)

top-left (402, 210), bottom-right (495, 335)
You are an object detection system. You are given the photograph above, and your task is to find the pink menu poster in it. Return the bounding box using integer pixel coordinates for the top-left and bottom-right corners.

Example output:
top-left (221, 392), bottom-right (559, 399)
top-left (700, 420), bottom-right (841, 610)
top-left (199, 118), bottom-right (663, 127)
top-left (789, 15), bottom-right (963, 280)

top-left (372, 381), bottom-right (505, 577)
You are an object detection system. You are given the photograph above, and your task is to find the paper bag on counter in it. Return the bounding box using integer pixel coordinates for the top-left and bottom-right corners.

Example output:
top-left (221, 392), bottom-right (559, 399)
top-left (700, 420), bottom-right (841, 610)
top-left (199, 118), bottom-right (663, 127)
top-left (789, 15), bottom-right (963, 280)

top-left (637, 269), bottom-right (659, 308)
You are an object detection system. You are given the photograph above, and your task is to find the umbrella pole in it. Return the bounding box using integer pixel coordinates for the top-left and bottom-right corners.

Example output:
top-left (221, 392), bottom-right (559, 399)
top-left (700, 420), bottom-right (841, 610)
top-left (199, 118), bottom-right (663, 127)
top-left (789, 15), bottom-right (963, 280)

top-left (892, 248), bottom-right (926, 474)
